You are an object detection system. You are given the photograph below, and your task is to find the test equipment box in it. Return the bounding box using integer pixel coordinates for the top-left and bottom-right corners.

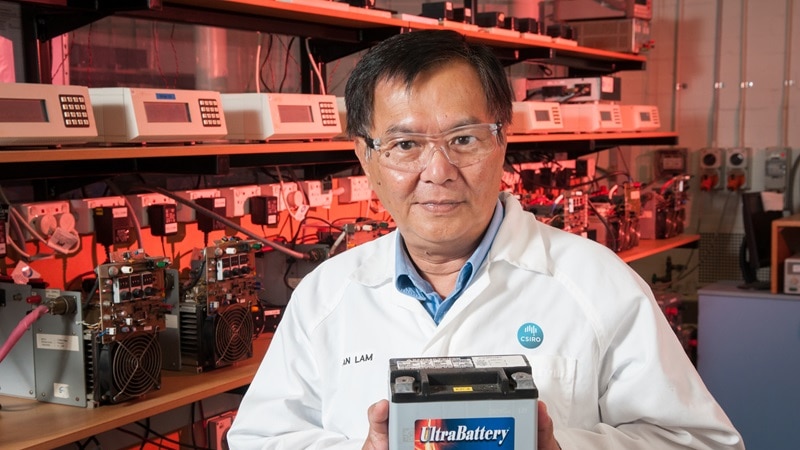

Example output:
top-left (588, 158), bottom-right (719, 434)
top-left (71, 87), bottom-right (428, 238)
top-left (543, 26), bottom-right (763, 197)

top-left (389, 354), bottom-right (538, 449)
top-left (0, 82), bottom-right (97, 146)
top-left (784, 253), bottom-right (800, 294)
top-left (89, 87), bottom-right (227, 144)
top-left (221, 92), bottom-right (341, 141)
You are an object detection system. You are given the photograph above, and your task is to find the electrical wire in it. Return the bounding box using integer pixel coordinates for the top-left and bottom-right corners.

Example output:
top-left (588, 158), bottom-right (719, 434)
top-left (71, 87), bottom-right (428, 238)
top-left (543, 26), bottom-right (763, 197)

top-left (305, 38), bottom-right (326, 95)
top-left (0, 305), bottom-right (49, 363)
top-left (780, 0), bottom-right (794, 149)
top-left (278, 37), bottom-right (297, 93)
top-left (152, 23), bottom-right (170, 89)
top-left (736, 0), bottom-right (749, 148)
top-left (255, 31), bottom-right (263, 94)
top-left (140, 186), bottom-right (311, 260)
top-left (709, 0), bottom-right (724, 148)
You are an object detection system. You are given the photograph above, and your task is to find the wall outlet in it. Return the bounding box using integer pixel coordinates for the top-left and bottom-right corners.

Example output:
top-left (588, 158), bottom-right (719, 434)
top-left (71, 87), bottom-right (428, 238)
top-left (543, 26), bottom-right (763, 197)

top-left (220, 185), bottom-right (261, 217)
top-left (261, 182), bottom-right (299, 212)
top-left (70, 196), bottom-right (125, 234)
top-left (175, 189), bottom-right (222, 222)
top-left (17, 200), bottom-right (74, 240)
top-left (127, 193), bottom-right (175, 227)
top-left (699, 147), bottom-right (724, 191)
top-left (338, 176), bottom-right (372, 203)
top-left (724, 147), bottom-right (750, 191)
top-left (301, 180), bottom-right (333, 208)
top-left (764, 147), bottom-right (791, 192)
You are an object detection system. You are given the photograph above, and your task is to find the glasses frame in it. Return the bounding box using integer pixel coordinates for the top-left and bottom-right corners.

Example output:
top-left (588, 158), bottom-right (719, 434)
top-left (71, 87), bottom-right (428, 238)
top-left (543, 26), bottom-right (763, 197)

top-left (362, 122), bottom-right (503, 172)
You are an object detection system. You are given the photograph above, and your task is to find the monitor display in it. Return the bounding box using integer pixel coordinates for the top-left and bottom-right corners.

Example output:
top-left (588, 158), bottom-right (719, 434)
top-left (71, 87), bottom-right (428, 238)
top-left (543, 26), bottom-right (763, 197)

top-left (600, 110), bottom-right (612, 121)
top-left (144, 102), bottom-right (191, 123)
top-left (278, 104), bottom-right (314, 123)
top-left (0, 98), bottom-right (48, 123)
top-left (534, 110), bottom-right (551, 122)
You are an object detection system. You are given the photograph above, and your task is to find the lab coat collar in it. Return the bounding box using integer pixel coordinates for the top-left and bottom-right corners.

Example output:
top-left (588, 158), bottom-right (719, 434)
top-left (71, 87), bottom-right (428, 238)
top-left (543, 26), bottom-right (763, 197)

top-left (351, 192), bottom-right (552, 287)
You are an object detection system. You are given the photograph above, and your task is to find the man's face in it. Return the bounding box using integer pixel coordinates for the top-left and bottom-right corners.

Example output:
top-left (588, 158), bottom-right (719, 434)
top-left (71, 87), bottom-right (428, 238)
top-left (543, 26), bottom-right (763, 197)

top-left (356, 61), bottom-right (506, 255)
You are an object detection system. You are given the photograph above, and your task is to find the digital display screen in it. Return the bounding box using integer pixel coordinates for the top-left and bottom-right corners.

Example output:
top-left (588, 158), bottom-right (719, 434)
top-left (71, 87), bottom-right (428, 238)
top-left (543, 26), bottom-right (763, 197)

top-left (534, 110), bottom-right (551, 122)
top-left (639, 111), bottom-right (652, 121)
top-left (278, 104), bottom-right (314, 123)
top-left (144, 102), bottom-right (191, 123)
top-left (0, 98), bottom-right (48, 123)
top-left (600, 110), bottom-right (613, 121)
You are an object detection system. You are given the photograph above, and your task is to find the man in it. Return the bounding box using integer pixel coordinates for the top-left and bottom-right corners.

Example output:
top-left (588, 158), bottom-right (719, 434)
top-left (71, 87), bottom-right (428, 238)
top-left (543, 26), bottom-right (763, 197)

top-left (228, 30), bottom-right (743, 450)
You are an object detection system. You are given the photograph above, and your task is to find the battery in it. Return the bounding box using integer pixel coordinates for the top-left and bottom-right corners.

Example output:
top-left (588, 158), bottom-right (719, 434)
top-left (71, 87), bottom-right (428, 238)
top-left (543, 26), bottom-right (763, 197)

top-left (389, 354), bottom-right (538, 449)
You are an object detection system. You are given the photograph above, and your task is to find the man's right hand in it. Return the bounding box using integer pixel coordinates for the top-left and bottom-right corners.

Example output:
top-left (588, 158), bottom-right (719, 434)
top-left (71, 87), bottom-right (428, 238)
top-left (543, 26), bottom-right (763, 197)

top-left (362, 399), bottom-right (390, 450)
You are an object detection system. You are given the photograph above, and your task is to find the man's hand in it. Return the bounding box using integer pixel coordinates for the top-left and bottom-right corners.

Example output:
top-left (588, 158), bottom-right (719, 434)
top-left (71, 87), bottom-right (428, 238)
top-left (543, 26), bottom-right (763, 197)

top-left (538, 400), bottom-right (561, 450)
top-left (362, 399), bottom-right (390, 450)
top-left (362, 399), bottom-right (560, 450)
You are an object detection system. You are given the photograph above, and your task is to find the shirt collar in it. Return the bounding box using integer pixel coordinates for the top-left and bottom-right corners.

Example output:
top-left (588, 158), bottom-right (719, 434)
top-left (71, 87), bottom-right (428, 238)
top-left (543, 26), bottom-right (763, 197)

top-left (394, 199), bottom-right (505, 298)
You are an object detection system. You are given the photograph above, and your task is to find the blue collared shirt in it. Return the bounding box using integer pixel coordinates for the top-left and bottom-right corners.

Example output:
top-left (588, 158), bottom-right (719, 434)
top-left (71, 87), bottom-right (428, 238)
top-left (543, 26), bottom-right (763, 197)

top-left (394, 200), bottom-right (504, 324)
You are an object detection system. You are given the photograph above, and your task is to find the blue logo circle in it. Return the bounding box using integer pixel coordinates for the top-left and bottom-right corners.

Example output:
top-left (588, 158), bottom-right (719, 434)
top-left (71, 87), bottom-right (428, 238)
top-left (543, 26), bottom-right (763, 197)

top-left (517, 322), bottom-right (544, 349)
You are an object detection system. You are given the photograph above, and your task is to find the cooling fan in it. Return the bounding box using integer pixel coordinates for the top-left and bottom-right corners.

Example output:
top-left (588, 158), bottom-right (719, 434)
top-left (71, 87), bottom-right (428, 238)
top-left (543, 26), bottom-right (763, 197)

top-left (95, 331), bottom-right (162, 405)
top-left (206, 303), bottom-right (254, 368)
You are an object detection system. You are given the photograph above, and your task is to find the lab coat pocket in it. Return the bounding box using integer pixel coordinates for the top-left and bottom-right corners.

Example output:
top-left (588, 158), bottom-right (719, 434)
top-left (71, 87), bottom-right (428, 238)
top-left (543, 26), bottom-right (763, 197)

top-left (528, 355), bottom-right (577, 425)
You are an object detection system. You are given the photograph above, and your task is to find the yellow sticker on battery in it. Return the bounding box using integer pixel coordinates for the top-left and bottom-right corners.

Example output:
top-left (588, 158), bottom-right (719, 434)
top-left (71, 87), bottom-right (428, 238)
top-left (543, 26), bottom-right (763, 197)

top-left (453, 386), bottom-right (473, 392)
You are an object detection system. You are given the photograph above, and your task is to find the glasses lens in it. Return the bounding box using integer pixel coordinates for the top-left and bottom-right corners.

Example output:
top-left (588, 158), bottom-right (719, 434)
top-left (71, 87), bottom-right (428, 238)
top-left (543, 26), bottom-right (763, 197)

top-left (374, 124), bottom-right (498, 172)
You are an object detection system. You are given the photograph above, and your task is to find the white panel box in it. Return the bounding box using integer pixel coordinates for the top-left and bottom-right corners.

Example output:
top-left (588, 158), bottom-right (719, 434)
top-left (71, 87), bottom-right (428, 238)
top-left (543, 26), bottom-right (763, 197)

top-left (89, 87), bottom-right (227, 144)
top-left (0, 83), bottom-right (98, 146)
top-left (221, 93), bottom-right (341, 141)
top-left (508, 101), bottom-right (564, 134)
top-left (620, 105), bottom-right (661, 131)
top-left (560, 103), bottom-right (622, 133)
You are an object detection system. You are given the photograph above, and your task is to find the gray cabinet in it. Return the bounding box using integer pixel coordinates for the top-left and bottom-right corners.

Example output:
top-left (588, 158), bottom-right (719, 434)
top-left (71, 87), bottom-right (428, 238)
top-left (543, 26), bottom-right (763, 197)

top-left (698, 281), bottom-right (800, 450)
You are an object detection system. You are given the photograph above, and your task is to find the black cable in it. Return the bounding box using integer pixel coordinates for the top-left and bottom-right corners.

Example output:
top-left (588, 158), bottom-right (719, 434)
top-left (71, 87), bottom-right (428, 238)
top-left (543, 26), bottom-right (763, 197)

top-left (260, 33), bottom-right (274, 92)
top-left (139, 417), bottom-right (150, 450)
top-left (278, 37), bottom-right (296, 93)
top-left (587, 200), bottom-right (618, 252)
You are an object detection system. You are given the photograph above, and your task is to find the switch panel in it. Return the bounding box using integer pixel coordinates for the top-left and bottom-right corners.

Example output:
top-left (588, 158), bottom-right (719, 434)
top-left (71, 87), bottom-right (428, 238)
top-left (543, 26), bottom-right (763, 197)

top-left (128, 193), bottom-right (176, 227)
top-left (338, 176), bottom-right (372, 203)
top-left (175, 189), bottom-right (222, 223)
top-left (699, 147), bottom-right (724, 191)
top-left (70, 196), bottom-right (126, 234)
top-left (301, 180), bottom-right (333, 208)
top-left (725, 147), bottom-right (750, 191)
top-left (17, 200), bottom-right (74, 240)
top-left (261, 182), bottom-right (299, 212)
top-left (764, 147), bottom-right (791, 192)
top-left (220, 185), bottom-right (261, 218)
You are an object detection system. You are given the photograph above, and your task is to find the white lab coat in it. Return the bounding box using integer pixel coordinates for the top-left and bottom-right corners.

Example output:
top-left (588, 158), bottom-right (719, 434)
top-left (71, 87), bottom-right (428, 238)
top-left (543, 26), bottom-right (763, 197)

top-left (228, 193), bottom-right (743, 450)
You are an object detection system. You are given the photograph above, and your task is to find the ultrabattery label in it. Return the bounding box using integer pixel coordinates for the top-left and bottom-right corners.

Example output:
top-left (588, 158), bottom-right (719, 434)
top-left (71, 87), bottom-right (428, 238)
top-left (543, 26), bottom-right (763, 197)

top-left (415, 417), bottom-right (514, 448)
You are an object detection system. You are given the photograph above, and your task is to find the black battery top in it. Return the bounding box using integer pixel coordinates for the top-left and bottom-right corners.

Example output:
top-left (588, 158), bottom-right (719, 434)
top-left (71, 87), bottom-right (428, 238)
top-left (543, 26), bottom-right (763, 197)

top-left (389, 354), bottom-right (538, 403)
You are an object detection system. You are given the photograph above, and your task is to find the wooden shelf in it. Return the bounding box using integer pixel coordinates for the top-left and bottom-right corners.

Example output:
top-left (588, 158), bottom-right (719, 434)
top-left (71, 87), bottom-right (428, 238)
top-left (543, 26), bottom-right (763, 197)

top-left (619, 234), bottom-right (700, 263)
top-left (0, 132), bottom-right (677, 164)
top-left (0, 335), bottom-right (270, 450)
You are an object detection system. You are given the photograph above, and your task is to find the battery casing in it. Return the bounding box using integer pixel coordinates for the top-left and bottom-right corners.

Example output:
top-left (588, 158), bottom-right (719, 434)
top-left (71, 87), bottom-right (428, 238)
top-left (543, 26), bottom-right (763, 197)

top-left (389, 354), bottom-right (538, 449)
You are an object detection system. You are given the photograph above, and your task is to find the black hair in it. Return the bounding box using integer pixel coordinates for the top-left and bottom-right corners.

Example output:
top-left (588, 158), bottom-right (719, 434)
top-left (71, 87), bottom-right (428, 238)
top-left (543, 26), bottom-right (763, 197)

top-left (344, 29), bottom-right (513, 140)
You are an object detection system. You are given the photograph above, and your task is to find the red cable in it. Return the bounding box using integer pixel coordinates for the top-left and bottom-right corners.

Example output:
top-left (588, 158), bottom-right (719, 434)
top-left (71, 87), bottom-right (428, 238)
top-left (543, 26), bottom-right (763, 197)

top-left (0, 305), bottom-right (49, 364)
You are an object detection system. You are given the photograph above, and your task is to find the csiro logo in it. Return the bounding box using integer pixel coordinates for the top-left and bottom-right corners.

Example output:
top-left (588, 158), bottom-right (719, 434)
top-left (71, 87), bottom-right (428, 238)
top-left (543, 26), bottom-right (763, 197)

top-left (517, 322), bottom-right (544, 349)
